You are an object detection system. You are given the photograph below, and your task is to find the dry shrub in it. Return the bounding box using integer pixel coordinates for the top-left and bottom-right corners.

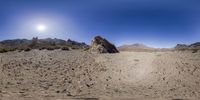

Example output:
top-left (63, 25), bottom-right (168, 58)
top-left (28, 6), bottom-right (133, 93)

top-left (24, 48), bottom-right (31, 52)
top-left (54, 46), bottom-right (61, 49)
top-left (46, 47), bottom-right (55, 50)
top-left (83, 47), bottom-right (90, 51)
top-left (8, 48), bottom-right (17, 52)
top-left (61, 47), bottom-right (69, 50)
top-left (192, 49), bottom-right (198, 53)
top-left (70, 46), bottom-right (80, 50)
top-left (0, 48), bottom-right (8, 53)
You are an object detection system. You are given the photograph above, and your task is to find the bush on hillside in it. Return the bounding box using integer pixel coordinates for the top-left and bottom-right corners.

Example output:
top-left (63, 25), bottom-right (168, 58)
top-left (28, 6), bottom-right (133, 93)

top-left (24, 48), bottom-right (31, 52)
top-left (46, 47), bottom-right (55, 50)
top-left (61, 47), bottom-right (69, 50)
top-left (9, 48), bottom-right (17, 52)
top-left (0, 48), bottom-right (8, 53)
top-left (83, 47), bottom-right (90, 51)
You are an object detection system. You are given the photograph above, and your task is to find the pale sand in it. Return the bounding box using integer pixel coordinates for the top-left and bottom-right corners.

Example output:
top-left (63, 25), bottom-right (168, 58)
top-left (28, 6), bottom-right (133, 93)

top-left (0, 50), bottom-right (200, 100)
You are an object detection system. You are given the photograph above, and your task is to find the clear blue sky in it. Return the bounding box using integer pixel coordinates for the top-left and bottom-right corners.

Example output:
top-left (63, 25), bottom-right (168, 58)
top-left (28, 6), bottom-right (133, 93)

top-left (0, 0), bottom-right (200, 48)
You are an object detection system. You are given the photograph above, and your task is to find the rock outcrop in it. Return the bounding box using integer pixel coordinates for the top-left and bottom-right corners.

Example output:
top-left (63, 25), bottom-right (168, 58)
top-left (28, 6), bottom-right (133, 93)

top-left (175, 42), bottom-right (200, 50)
top-left (189, 42), bottom-right (200, 48)
top-left (174, 42), bottom-right (200, 53)
top-left (90, 36), bottom-right (119, 53)
top-left (175, 44), bottom-right (188, 50)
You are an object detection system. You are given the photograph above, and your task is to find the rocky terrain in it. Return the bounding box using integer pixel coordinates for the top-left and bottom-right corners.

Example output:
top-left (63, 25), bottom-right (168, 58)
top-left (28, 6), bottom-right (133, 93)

top-left (0, 49), bottom-right (200, 100)
top-left (0, 37), bottom-right (200, 100)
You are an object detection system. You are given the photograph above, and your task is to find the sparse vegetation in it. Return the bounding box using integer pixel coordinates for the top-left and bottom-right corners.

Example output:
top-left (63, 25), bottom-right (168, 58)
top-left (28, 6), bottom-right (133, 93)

top-left (70, 46), bottom-right (80, 50)
top-left (46, 47), bottom-right (55, 50)
top-left (8, 48), bottom-right (17, 52)
top-left (18, 49), bottom-right (23, 52)
top-left (61, 47), bottom-right (69, 50)
top-left (83, 47), bottom-right (90, 51)
top-left (29, 37), bottom-right (38, 49)
top-left (24, 48), bottom-right (31, 52)
top-left (192, 49), bottom-right (198, 53)
top-left (39, 47), bottom-right (45, 50)
top-left (0, 48), bottom-right (8, 53)
top-left (54, 46), bottom-right (61, 50)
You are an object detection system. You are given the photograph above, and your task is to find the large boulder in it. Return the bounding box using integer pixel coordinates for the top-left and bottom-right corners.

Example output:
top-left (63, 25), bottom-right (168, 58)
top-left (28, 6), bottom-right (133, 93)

top-left (90, 36), bottom-right (119, 53)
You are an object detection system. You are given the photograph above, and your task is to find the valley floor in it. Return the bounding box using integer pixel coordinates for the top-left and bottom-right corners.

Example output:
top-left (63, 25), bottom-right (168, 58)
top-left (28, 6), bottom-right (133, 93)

top-left (0, 50), bottom-right (200, 100)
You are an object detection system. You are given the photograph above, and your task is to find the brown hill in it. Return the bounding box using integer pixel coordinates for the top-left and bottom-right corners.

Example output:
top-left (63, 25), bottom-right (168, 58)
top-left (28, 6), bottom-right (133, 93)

top-left (118, 43), bottom-right (156, 52)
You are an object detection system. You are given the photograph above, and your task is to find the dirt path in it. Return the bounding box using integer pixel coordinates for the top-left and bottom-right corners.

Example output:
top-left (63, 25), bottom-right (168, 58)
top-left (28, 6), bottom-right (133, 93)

top-left (94, 51), bottom-right (200, 99)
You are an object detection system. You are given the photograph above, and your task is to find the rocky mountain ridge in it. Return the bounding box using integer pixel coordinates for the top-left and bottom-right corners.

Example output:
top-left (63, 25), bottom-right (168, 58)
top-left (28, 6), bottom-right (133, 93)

top-left (175, 42), bottom-right (200, 51)
top-left (0, 37), bottom-right (88, 52)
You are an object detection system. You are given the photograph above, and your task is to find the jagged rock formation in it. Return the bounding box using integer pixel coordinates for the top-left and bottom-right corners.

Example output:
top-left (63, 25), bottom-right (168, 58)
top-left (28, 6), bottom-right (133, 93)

top-left (90, 36), bottom-right (119, 53)
top-left (0, 37), bottom-right (89, 52)
top-left (174, 44), bottom-right (188, 50)
top-left (175, 42), bottom-right (200, 53)
top-left (189, 42), bottom-right (200, 49)
top-left (175, 42), bottom-right (200, 50)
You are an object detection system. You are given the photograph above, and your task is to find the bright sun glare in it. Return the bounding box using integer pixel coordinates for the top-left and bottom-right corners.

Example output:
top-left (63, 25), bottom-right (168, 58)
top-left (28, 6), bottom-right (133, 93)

top-left (36, 24), bottom-right (46, 32)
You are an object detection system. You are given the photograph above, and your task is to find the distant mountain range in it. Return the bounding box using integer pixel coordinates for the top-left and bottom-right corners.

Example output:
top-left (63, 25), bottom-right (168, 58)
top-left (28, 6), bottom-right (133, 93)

top-left (118, 42), bottom-right (200, 52)
top-left (0, 37), bottom-right (89, 52)
top-left (118, 43), bottom-right (156, 52)
top-left (175, 42), bottom-right (200, 50)
top-left (1, 37), bottom-right (200, 53)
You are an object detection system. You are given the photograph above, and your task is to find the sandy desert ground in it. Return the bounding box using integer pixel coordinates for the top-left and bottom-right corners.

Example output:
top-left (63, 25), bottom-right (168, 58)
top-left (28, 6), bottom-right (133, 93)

top-left (0, 50), bottom-right (200, 100)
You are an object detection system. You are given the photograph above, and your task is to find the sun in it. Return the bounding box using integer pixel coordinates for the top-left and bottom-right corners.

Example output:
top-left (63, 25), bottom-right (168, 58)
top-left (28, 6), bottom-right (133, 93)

top-left (36, 24), bottom-right (46, 32)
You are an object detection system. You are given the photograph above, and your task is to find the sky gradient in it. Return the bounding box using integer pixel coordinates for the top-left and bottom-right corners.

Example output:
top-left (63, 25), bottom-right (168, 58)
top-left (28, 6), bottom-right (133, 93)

top-left (0, 0), bottom-right (200, 48)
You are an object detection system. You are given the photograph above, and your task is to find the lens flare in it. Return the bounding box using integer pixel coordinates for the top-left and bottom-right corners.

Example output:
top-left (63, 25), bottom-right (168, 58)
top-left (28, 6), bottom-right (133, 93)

top-left (36, 24), bottom-right (46, 32)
